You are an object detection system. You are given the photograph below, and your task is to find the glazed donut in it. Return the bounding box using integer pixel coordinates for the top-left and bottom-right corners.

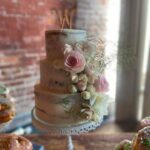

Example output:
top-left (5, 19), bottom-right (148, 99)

top-left (0, 103), bottom-right (15, 124)
top-left (132, 126), bottom-right (150, 150)
top-left (0, 134), bottom-right (33, 150)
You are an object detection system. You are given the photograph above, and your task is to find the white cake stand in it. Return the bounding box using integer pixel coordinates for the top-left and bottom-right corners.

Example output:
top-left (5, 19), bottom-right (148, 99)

top-left (32, 108), bottom-right (103, 150)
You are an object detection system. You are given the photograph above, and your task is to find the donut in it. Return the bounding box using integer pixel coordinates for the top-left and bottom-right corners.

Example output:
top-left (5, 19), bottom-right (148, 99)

top-left (0, 134), bottom-right (33, 150)
top-left (0, 103), bottom-right (15, 124)
top-left (132, 126), bottom-right (150, 150)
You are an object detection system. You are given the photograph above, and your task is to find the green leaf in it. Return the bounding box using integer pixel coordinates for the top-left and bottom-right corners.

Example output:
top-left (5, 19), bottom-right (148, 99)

top-left (115, 142), bottom-right (131, 150)
top-left (124, 143), bottom-right (132, 150)
top-left (142, 138), bottom-right (150, 150)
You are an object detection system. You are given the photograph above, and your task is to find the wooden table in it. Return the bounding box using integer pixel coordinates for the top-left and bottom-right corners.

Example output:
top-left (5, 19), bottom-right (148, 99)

top-left (26, 132), bottom-right (134, 150)
top-left (25, 121), bottom-right (138, 150)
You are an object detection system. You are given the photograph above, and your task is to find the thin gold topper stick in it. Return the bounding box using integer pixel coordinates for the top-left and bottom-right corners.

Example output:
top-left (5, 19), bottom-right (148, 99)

top-left (61, 9), bottom-right (70, 30)
top-left (70, 8), bottom-right (76, 29)
top-left (58, 10), bottom-right (63, 27)
top-left (51, 9), bottom-right (63, 29)
top-left (61, 17), bottom-right (65, 31)
top-left (65, 9), bottom-right (70, 27)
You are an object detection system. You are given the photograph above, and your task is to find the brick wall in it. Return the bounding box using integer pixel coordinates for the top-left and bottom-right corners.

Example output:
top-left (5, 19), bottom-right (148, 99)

top-left (76, 0), bottom-right (109, 38)
top-left (0, 0), bottom-right (76, 130)
top-left (0, 0), bottom-right (109, 130)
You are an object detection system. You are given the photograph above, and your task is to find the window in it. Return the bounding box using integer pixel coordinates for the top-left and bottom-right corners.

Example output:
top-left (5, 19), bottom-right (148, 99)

top-left (116, 0), bottom-right (150, 122)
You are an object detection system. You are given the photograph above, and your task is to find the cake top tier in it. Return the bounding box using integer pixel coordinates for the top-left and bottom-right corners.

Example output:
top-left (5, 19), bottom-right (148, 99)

top-left (45, 29), bottom-right (87, 61)
top-left (46, 29), bottom-right (86, 42)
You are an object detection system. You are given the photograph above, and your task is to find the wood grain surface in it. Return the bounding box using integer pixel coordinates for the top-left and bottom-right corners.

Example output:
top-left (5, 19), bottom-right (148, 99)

top-left (26, 132), bottom-right (134, 150)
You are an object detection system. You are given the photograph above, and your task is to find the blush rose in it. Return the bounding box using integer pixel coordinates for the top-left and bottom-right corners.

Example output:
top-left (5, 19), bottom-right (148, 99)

top-left (94, 76), bottom-right (109, 92)
top-left (64, 51), bottom-right (86, 73)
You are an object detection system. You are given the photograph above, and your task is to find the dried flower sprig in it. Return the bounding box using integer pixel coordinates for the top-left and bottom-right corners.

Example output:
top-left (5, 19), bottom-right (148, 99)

top-left (73, 37), bottom-right (114, 76)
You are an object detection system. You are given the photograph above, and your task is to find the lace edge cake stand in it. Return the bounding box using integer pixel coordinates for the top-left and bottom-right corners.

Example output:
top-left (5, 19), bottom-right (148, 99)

top-left (32, 108), bottom-right (103, 150)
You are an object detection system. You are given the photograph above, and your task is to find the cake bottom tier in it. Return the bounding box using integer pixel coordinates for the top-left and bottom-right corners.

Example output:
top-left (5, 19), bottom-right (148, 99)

top-left (34, 85), bottom-right (87, 126)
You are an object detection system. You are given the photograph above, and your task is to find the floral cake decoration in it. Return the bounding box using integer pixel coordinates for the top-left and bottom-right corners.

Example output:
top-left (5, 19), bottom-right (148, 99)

top-left (64, 39), bottom-right (110, 121)
top-left (53, 39), bottom-right (111, 122)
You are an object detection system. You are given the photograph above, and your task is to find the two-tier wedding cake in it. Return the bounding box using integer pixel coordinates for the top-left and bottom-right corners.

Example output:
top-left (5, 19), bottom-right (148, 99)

top-left (34, 29), bottom-right (109, 127)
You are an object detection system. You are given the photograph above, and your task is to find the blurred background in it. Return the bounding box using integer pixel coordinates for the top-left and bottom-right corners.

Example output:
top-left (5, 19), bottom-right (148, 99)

top-left (0, 0), bottom-right (150, 134)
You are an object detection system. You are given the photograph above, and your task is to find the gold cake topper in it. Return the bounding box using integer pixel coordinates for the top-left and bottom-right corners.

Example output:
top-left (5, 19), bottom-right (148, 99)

top-left (51, 8), bottom-right (76, 30)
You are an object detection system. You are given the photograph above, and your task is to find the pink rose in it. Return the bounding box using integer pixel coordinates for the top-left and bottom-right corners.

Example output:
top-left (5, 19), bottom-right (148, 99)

top-left (94, 76), bottom-right (109, 92)
top-left (64, 51), bottom-right (86, 73)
